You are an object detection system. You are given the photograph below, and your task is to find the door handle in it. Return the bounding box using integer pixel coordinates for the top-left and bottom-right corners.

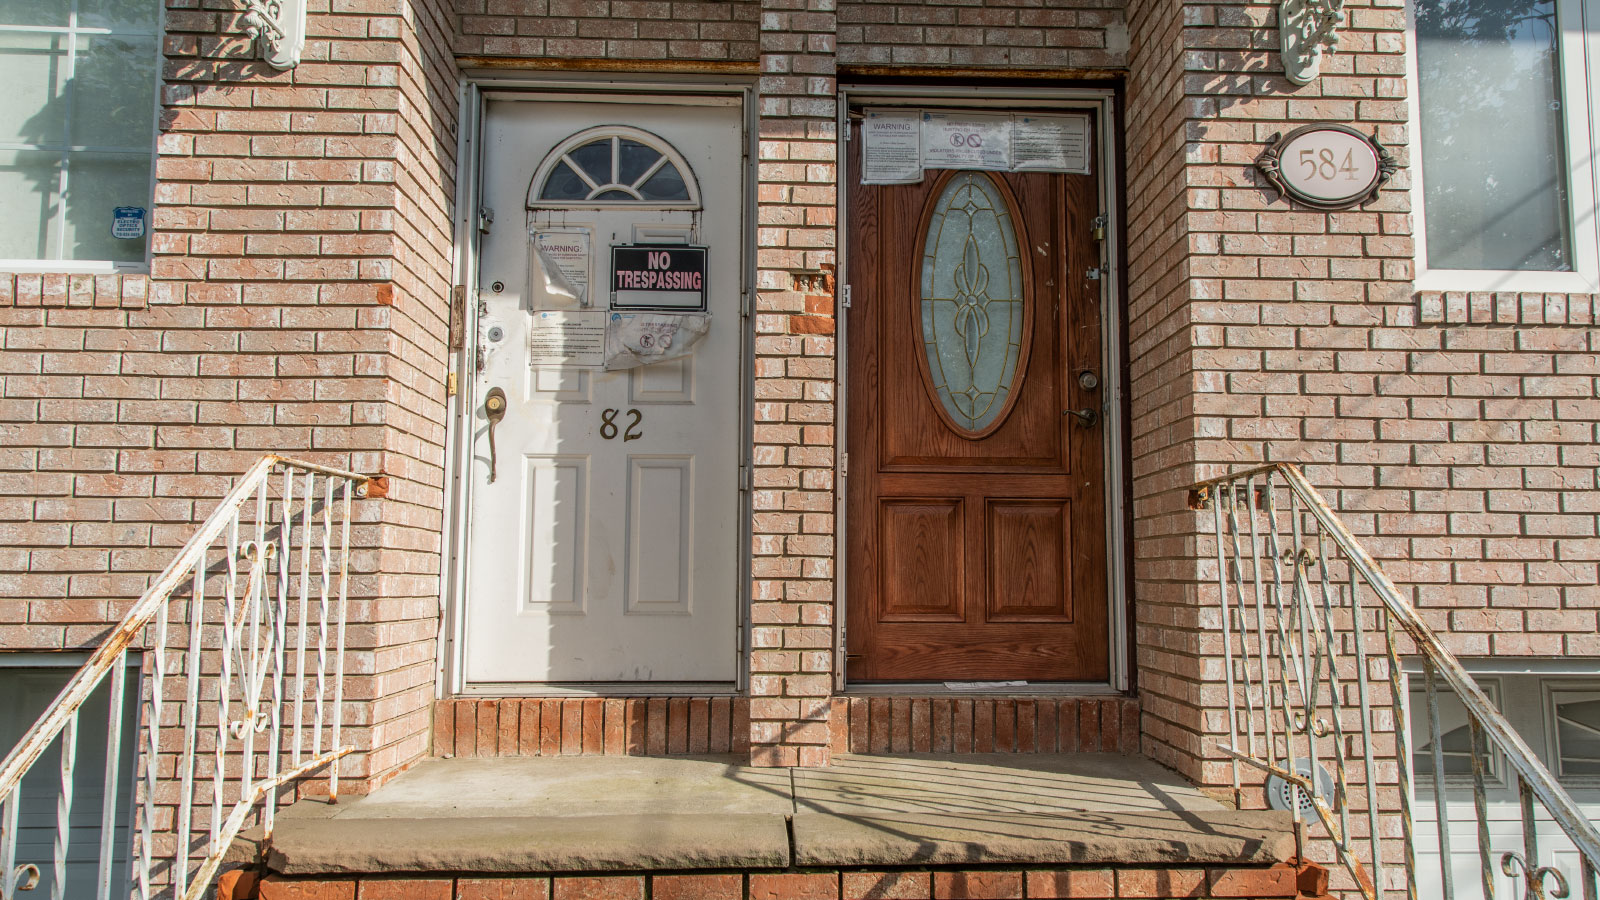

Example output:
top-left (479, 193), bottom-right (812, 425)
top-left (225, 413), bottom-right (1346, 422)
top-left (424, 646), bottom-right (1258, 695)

top-left (1064, 407), bottom-right (1098, 428)
top-left (484, 387), bottom-right (507, 483)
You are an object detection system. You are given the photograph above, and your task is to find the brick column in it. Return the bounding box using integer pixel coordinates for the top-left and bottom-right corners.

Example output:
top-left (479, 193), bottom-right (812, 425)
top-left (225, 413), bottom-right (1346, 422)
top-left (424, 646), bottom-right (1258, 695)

top-left (147, 0), bottom-right (460, 791)
top-left (1124, 0), bottom-right (1413, 892)
top-left (749, 0), bottom-right (839, 767)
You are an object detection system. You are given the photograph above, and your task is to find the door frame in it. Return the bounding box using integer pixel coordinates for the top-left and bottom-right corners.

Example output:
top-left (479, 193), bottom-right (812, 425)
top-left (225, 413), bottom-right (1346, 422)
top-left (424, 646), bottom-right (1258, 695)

top-left (436, 74), bottom-right (759, 697)
top-left (834, 83), bottom-right (1132, 693)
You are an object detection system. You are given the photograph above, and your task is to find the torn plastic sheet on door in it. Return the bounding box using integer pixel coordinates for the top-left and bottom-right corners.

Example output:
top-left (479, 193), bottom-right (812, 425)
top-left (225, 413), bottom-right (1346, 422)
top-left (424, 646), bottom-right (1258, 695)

top-left (603, 312), bottom-right (711, 370)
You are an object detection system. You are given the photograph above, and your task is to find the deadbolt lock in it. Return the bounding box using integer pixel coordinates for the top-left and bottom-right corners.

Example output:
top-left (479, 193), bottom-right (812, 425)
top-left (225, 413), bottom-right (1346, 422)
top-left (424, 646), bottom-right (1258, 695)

top-left (1078, 370), bottom-right (1100, 391)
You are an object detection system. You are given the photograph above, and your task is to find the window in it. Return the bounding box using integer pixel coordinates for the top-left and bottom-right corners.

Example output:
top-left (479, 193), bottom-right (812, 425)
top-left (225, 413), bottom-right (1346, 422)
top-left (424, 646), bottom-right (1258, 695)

top-left (1547, 686), bottom-right (1600, 778)
top-left (1409, 0), bottom-right (1600, 289)
top-left (918, 173), bottom-right (1027, 436)
top-left (528, 127), bottom-right (699, 208)
top-left (0, 0), bottom-right (160, 269)
top-left (1409, 676), bottom-right (1504, 782)
top-left (0, 658), bottom-right (139, 900)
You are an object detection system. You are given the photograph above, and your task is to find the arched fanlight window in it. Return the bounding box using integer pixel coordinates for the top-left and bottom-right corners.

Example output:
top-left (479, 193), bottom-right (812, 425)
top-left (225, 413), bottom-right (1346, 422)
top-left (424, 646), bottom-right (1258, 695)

top-left (527, 126), bottom-right (700, 209)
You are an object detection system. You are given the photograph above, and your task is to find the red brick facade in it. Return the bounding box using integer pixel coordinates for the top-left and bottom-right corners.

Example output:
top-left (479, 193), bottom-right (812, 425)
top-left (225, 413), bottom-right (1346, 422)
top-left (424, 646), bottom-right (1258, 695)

top-left (0, 0), bottom-right (1594, 840)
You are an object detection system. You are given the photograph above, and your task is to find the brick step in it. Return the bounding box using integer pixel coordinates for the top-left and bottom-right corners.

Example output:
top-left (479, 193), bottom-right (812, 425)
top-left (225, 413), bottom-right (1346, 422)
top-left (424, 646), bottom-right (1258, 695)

top-left (433, 697), bottom-right (751, 758)
top-left (225, 863), bottom-right (1331, 900)
top-left (829, 696), bottom-right (1140, 755)
top-left (433, 695), bottom-right (1140, 761)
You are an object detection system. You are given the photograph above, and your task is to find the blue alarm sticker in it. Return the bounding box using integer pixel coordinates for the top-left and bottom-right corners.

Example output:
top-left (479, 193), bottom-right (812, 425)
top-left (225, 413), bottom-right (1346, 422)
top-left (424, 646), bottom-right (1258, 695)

top-left (111, 207), bottom-right (146, 240)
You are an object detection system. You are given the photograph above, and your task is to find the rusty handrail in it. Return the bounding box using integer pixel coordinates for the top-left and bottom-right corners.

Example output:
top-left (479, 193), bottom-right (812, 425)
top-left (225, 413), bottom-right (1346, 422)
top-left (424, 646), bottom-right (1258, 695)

top-left (0, 455), bottom-right (368, 900)
top-left (1195, 462), bottom-right (1600, 900)
top-left (1273, 463), bottom-right (1600, 877)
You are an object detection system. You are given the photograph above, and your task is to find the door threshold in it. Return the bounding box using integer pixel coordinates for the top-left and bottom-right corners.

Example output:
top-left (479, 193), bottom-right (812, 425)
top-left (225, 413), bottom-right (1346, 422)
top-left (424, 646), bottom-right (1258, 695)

top-left (841, 681), bottom-right (1121, 697)
top-left (459, 682), bottom-right (740, 697)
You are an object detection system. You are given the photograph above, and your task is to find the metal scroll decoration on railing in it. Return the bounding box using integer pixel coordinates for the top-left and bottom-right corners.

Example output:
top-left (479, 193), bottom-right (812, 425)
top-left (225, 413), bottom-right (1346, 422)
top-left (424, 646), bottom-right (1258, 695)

top-left (1191, 463), bottom-right (1600, 900)
top-left (0, 456), bottom-right (367, 900)
top-left (240, 0), bottom-right (306, 69)
top-left (1281, 0), bottom-right (1345, 84)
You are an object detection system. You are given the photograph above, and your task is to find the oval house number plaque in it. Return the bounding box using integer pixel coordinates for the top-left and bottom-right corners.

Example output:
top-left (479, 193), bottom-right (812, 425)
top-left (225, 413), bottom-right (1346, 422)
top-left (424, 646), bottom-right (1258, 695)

top-left (1255, 123), bottom-right (1396, 210)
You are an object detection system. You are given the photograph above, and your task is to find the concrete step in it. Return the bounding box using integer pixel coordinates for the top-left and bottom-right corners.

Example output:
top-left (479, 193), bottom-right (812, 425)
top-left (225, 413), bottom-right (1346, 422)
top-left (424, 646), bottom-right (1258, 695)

top-left (258, 754), bottom-right (1296, 876)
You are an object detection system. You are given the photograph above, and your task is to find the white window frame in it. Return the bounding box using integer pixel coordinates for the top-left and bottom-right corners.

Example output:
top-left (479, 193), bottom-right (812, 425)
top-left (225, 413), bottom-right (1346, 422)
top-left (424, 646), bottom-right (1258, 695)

top-left (0, 2), bottom-right (163, 275)
top-left (526, 125), bottom-right (702, 211)
top-left (1543, 680), bottom-right (1600, 787)
top-left (1408, 674), bottom-right (1508, 786)
top-left (1406, 0), bottom-right (1600, 293)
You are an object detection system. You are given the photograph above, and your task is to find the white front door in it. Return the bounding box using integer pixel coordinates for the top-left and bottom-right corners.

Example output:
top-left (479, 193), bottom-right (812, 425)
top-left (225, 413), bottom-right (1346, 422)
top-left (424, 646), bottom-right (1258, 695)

top-left (462, 93), bottom-right (745, 686)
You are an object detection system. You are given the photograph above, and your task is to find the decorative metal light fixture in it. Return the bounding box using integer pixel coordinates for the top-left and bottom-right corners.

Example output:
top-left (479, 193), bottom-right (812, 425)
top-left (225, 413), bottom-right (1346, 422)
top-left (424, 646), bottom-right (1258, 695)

top-left (241, 0), bottom-right (307, 70)
top-left (1280, 0), bottom-right (1345, 85)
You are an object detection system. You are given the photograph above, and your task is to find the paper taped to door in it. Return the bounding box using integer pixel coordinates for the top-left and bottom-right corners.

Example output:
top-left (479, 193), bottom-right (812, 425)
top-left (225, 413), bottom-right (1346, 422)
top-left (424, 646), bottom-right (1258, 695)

top-left (530, 231), bottom-right (590, 307)
top-left (604, 312), bottom-right (710, 370)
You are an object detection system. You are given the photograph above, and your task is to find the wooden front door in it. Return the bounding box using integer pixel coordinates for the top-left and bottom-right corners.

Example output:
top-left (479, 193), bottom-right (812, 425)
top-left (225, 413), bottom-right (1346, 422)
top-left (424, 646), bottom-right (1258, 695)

top-left (846, 134), bottom-right (1109, 683)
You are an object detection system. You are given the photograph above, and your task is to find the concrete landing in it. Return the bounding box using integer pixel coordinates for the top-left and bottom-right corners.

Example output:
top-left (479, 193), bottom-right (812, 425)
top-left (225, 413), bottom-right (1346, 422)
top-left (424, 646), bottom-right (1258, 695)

top-left (266, 754), bottom-right (1295, 875)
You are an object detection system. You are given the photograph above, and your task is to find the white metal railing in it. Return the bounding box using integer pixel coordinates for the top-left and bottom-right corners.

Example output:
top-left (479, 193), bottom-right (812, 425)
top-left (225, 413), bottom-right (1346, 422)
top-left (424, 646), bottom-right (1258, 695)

top-left (0, 456), bottom-right (368, 900)
top-left (1192, 463), bottom-right (1600, 900)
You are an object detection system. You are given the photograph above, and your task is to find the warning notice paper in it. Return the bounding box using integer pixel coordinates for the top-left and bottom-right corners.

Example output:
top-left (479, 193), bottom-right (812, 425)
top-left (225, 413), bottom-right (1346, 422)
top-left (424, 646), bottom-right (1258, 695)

top-left (861, 109), bottom-right (922, 184)
top-left (528, 310), bottom-right (605, 366)
top-left (921, 112), bottom-right (1011, 171)
top-left (1012, 115), bottom-right (1091, 174)
top-left (531, 231), bottom-right (590, 307)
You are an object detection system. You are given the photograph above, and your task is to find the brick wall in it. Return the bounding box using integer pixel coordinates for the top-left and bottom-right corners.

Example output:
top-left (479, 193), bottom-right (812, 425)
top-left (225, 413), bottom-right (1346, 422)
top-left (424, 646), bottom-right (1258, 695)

top-left (1119, 0), bottom-right (1599, 894)
top-left (1120, 0), bottom-right (1196, 781)
top-left (452, 0), bottom-right (760, 65)
top-left (748, 0), bottom-right (841, 768)
top-left (1, 0), bottom-right (1594, 808)
top-left (837, 0), bottom-right (1127, 71)
top-left (0, 0), bottom-right (460, 793)
top-left (369, 0), bottom-right (464, 781)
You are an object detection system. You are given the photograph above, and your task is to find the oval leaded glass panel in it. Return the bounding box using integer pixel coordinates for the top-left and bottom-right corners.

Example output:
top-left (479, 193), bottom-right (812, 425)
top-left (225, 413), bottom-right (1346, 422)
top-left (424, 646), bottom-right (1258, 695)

top-left (918, 173), bottom-right (1027, 436)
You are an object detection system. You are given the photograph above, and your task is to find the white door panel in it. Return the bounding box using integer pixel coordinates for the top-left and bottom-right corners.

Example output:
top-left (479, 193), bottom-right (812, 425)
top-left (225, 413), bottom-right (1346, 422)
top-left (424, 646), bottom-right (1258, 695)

top-left (464, 95), bottom-right (743, 685)
top-left (1408, 674), bottom-right (1600, 900)
top-left (1414, 803), bottom-right (1600, 900)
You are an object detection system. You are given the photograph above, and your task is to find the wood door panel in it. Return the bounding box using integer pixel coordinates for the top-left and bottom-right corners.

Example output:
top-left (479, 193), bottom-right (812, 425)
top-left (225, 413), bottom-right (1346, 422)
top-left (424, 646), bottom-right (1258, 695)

top-left (853, 626), bottom-right (1103, 681)
top-left (879, 499), bottom-right (965, 623)
top-left (987, 500), bottom-right (1072, 623)
top-left (846, 112), bottom-right (1109, 684)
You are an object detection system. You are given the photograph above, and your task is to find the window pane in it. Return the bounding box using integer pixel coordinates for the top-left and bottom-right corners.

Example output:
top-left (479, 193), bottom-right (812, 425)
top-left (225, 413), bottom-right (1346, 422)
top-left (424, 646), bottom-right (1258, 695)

top-left (568, 140), bottom-right (612, 186)
top-left (540, 161), bottom-right (588, 201)
top-left (1416, 0), bottom-right (1572, 271)
top-left (1552, 692), bottom-right (1600, 777)
top-left (618, 139), bottom-right (662, 186)
top-left (71, 34), bottom-right (157, 149)
top-left (78, 0), bottom-right (158, 31)
top-left (919, 173), bottom-right (1026, 435)
top-left (0, 32), bottom-right (68, 146)
top-left (1410, 678), bottom-right (1502, 779)
top-left (637, 164), bottom-right (689, 202)
top-left (0, 149), bottom-right (61, 259)
top-left (0, 0), bottom-right (70, 27)
top-left (63, 151), bottom-right (148, 263)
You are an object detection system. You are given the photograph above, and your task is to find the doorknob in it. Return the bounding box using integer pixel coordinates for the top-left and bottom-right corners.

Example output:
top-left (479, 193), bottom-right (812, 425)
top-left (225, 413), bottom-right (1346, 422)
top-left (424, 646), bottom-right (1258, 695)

top-left (484, 387), bottom-right (507, 483)
top-left (1064, 407), bottom-right (1098, 428)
